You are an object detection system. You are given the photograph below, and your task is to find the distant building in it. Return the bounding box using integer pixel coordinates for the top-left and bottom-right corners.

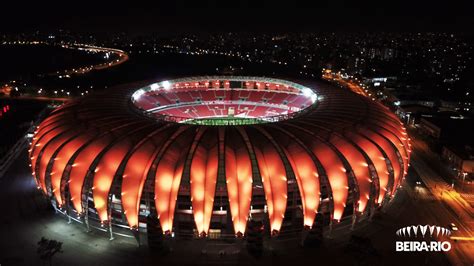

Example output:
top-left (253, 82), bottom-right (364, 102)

top-left (383, 86), bottom-right (435, 109)
top-left (439, 100), bottom-right (463, 112)
top-left (419, 117), bottom-right (474, 159)
top-left (419, 117), bottom-right (473, 141)
top-left (442, 145), bottom-right (474, 178)
top-left (419, 118), bottom-right (443, 139)
top-left (395, 105), bottom-right (434, 125)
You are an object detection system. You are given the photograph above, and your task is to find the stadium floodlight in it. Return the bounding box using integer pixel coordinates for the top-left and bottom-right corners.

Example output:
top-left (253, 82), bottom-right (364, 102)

top-left (132, 89), bottom-right (145, 100)
top-left (162, 80), bottom-right (171, 90)
top-left (302, 88), bottom-right (314, 97)
top-left (150, 83), bottom-right (160, 91)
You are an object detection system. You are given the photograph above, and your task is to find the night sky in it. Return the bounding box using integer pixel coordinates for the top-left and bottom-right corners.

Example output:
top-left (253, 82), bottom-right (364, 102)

top-left (3, 1), bottom-right (474, 34)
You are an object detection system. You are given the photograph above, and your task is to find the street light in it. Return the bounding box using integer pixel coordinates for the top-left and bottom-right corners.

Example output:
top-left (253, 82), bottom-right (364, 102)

top-left (461, 172), bottom-right (467, 191)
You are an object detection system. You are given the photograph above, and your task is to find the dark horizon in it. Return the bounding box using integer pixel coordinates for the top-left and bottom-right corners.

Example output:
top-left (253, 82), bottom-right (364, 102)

top-left (3, 1), bottom-right (474, 35)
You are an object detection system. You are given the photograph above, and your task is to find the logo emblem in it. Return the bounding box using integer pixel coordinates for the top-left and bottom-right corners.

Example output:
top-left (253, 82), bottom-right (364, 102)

top-left (395, 225), bottom-right (452, 252)
top-left (396, 225), bottom-right (451, 238)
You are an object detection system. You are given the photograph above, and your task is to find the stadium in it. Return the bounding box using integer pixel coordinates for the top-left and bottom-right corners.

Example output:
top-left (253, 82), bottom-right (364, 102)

top-left (28, 76), bottom-right (410, 243)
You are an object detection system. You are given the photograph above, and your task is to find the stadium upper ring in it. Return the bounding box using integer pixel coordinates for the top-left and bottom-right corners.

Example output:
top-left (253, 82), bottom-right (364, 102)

top-left (29, 76), bottom-right (410, 238)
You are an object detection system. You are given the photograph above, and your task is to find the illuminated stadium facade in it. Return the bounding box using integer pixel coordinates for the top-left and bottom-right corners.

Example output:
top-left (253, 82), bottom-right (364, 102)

top-left (29, 76), bottom-right (410, 241)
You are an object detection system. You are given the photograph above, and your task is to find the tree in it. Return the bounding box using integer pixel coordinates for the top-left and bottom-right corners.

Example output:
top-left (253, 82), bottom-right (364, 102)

top-left (246, 219), bottom-right (264, 258)
top-left (146, 214), bottom-right (166, 253)
top-left (303, 212), bottom-right (324, 247)
top-left (37, 237), bottom-right (63, 266)
top-left (345, 235), bottom-right (379, 266)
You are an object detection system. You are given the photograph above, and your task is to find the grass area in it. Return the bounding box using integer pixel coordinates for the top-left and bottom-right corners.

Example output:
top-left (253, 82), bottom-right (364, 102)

top-left (185, 116), bottom-right (268, 125)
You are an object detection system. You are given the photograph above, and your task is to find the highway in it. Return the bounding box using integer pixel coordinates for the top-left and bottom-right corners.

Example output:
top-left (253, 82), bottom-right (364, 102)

top-left (51, 44), bottom-right (129, 76)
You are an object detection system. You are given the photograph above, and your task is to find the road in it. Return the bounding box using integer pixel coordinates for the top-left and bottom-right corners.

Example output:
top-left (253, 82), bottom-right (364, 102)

top-left (322, 71), bottom-right (369, 97)
top-left (0, 95), bottom-right (69, 102)
top-left (409, 145), bottom-right (474, 265)
top-left (51, 44), bottom-right (129, 76)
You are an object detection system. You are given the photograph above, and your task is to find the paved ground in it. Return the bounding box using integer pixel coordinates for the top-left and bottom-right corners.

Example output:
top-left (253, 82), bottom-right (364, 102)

top-left (0, 151), bottom-right (455, 266)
